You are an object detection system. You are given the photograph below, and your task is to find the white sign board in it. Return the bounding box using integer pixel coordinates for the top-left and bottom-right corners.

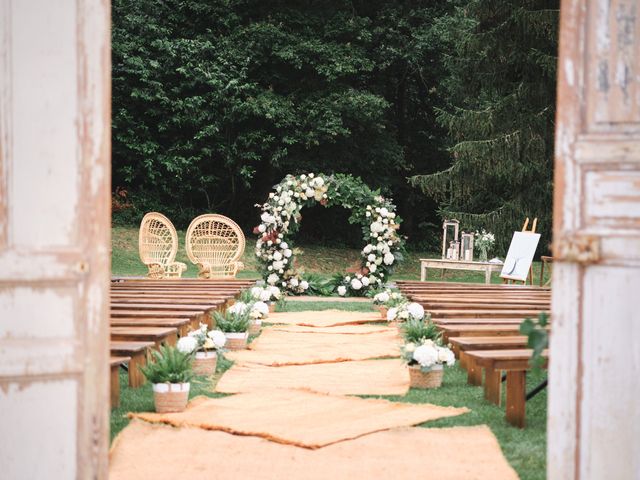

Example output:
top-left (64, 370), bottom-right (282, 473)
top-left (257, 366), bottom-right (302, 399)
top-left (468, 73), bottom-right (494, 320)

top-left (500, 231), bottom-right (541, 282)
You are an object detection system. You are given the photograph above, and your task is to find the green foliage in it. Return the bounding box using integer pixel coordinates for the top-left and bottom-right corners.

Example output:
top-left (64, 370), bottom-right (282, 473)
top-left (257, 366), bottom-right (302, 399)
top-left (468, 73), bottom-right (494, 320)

top-left (301, 273), bottom-right (334, 296)
top-left (139, 345), bottom-right (194, 384)
top-left (213, 309), bottom-right (251, 333)
top-left (520, 311), bottom-right (550, 370)
top-left (402, 317), bottom-right (442, 344)
top-left (410, 0), bottom-right (559, 255)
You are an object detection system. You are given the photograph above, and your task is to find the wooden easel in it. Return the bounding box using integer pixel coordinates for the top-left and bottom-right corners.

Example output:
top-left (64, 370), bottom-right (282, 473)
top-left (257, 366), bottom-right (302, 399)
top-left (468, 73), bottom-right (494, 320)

top-left (503, 217), bottom-right (538, 285)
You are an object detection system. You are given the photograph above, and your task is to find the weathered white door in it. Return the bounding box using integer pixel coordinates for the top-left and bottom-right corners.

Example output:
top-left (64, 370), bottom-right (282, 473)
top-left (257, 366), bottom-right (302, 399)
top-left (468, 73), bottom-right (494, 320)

top-left (0, 0), bottom-right (111, 478)
top-left (550, 0), bottom-right (640, 478)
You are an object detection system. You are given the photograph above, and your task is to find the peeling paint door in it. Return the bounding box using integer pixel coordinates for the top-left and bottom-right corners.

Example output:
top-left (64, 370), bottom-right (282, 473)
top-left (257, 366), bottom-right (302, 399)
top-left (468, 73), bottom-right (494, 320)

top-left (0, 1), bottom-right (111, 478)
top-left (550, 1), bottom-right (640, 478)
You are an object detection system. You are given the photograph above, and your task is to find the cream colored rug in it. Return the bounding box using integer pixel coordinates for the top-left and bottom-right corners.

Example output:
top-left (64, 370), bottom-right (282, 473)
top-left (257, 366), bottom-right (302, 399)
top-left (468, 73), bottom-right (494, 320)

top-left (226, 328), bottom-right (400, 366)
top-left (267, 324), bottom-right (395, 334)
top-left (265, 310), bottom-right (385, 327)
top-left (130, 390), bottom-right (468, 448)
top-left (110, 421), bottom-right (519, 480)
top-left (215, 359), bottom-right (410, 396)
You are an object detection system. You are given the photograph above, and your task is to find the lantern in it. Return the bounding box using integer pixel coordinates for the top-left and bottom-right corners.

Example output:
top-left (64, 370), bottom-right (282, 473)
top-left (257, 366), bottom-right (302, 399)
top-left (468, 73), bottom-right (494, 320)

top-left (442, 219), bottom-right (460, 259)
top-left (461, 232), bottom-right (474, 261)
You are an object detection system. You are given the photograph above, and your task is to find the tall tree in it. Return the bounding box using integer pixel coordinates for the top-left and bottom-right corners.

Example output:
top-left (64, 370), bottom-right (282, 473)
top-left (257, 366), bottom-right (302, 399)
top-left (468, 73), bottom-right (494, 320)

top-left (410, 0), bottom-right (559, 254)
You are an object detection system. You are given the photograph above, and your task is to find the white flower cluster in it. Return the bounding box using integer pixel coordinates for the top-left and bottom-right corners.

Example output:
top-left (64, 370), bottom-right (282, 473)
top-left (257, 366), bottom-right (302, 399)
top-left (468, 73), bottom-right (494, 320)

top-left (474, 229), bottom-right (496, 249)
top-left (337, 273), bottom-right (376, 296)
top-left (250, 285), bottom-right (281, 303)
top-left (230, 299), bottom-right (270, 320)
top-left (177, 323), bottom-right (226, 354)
top-left (255, 173), bottom-right (327, 294)
top-left (387, 302), bottom-right (425, 322)
top-left (372, 289), bottom-right (404, 306)
top-left (411, 339), bottom-right (455, 369)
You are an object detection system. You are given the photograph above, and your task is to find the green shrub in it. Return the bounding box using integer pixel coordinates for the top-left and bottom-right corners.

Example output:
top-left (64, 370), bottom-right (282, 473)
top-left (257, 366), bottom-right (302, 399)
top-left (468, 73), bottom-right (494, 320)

top-left (213, 309), bottom-right (251, 333)
top-left (402, 317), bottom-right (441, 344)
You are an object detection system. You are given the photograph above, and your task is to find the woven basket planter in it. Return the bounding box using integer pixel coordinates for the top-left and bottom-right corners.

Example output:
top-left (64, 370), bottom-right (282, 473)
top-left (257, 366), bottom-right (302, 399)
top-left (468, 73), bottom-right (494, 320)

top-left (192, 351), bottom-right (217, 376)
top-left (268, 303), bottom-right (276, 313)
top-left (249, 319), bottom-right (262, 336)
top-left (152, 383), bottom-right (190, 413)
top-left (225, 332), bottom-right (249, 350)
top-left (408, 365), bottom-right (444, 389)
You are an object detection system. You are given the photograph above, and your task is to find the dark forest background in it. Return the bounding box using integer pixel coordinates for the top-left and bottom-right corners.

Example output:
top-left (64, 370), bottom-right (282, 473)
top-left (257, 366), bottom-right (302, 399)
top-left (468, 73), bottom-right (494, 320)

top-left (112, 0), bottom-right (559, 254)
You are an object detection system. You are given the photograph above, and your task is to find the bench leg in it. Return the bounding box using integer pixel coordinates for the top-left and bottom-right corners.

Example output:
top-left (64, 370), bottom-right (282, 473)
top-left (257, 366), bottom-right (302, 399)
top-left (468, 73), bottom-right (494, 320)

top-left (506, 371), bottom-right (526, 428)
top-left (178, 324), bottom-right (189, 337)
top-left (467, 359), bottom-right (483, 386)
top-left (110, 365), bottom-right (120, 409)
top-left (128, 353), bottom-right (147, 388)
top-left (165, 331), bottom-right (178, 346)
top-left (458, 351), bottom-right (468, 371)
top-left (484, 367), bottom-right (501, 405)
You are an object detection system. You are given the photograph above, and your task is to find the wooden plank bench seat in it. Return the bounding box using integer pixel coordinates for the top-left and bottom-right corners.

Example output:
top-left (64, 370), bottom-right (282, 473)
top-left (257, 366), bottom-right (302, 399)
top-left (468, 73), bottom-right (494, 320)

top-left (110, 317), bottom-right (192, 336)
top-left (110, 356), bottom-right (130, 408)
top-left (435, 318), bottom-right (536, 326)
top-left (439, 324), bottom-right (532, 342)
top-left (110, 310), bottom-right (208, 329)
top-left (109, 341), bottom-right (155, 388)
top-left (465, 349), bottom-right (549, 428)
top-left (428, 309), bottom-right (546, 319)
top-left (110, 326), bottom-right (178, 348)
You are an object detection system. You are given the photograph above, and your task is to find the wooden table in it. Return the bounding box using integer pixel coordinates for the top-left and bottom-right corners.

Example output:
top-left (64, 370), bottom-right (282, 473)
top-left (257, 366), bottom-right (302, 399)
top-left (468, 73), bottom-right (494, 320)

top-left (419, 259), bottom-right (503, 284)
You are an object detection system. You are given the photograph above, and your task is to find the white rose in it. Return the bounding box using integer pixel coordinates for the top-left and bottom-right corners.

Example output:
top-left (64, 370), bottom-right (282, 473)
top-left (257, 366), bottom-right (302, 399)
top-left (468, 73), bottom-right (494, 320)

top-left (261, 212), bottom-right (275, 224)
top-left (251, 287), bottom-right (263, 299)
top-left (337, 285), bottom-right (347, 296)
top-left (284, 249), bottom-right (292, 258)
top-left (370, 222), bottom-right (384, 233)
top-left (413, 344), bottom-right (438, 368)
top-left (272, 260), bottom-right (284, 270)
top-left (367, 253), bottom-right (376, 262)
top-left (300, 280), bottom-right (309, 290)
top-left (290, 278), bottom-right (299, 287)
top-left (280, 242), bottom-right (289, 249)
top-left (259, 289), bottom-right (271, 302)
top-left (258, 224), bottom-right (266, 233)
top-left (228, 302), bottom-right (248, 315)
top-left (350, 278), bottom-right (363, 290)
top-left (267, 273), bottom-right (279, 285)
top-left (361, 276), bottom-right (370, 287)
top-left (269, 286), bottom-right (281, 299)
top-left (404, 342), bottom-right (416, 353)
top-left (386, 307), bottom-right (398, 321)
top-left (369, 263), bottom-right (377, 273)
top-left (378, 292), bottom-right (390, 303)
top-left (252, 301), bottom-right (269, 316)
top-left (305, 188), bottom-right (315, 198)
top-left (363, 245), bottom-right (373, 254)
top-left (273, 251), bottom-right (283, 261)
top-left (383, 252), bottom-right (395, 265)
top-left (379, 207), bottom-right (389, 217)
top-left (407, 302), bottom-right (425, 320)
top-left (207, 329), bottom-right (227, 348)
top-left (177, 336), bottom-right (197, 354)
top-left (437, 346), bottom-right (455, 366)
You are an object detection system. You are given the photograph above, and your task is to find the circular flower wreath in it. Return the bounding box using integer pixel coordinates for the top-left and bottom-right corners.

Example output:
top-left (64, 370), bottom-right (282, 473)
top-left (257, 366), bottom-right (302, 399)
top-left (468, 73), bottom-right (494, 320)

top-left (253, 173), bottom-right (404, 296)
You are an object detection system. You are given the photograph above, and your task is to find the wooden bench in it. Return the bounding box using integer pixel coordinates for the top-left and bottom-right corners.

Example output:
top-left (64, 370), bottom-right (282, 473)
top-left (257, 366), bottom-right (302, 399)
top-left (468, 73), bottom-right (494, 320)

top-left (110, 317), bottom-right (192, 336)
top-left (110, 356), bottom-right (129, 408)
top-left (439, 324), bottom-right (527, 342)
top-left (428, 309), bottom-right (546, 319)
top-left (465, 349), bottom-right (549, 428)
top-left (110, 326), bottom-right (178, 348)
top-left (110, 341), bottom-right (154, 388)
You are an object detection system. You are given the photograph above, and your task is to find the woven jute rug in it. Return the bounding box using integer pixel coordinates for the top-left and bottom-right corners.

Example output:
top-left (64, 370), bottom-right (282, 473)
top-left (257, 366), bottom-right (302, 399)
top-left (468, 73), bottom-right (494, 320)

top-left (265, 310), bottom-right (385, 327)
top-left (215, 359), bottom-right (410, 396)
top-left (225, 328), bottom-right (400, 366)
top-left (109, 421), bottom-right (519, 480)
top-left (130, 390), bottom-right (468, 448)
top-left (267, 324), bottom-right (393, 334)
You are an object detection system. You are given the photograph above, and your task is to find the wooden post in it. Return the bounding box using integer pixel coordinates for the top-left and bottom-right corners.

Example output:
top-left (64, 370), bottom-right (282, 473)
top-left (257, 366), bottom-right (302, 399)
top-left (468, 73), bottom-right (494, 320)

top-left (550, 1), bottom-right (640, 478)
top-left (484, 368), bottom-right (502, 406)
top-left (506, 371), bottom-right (526, 428)
top-left (0, 0), bottom-right (111, 477)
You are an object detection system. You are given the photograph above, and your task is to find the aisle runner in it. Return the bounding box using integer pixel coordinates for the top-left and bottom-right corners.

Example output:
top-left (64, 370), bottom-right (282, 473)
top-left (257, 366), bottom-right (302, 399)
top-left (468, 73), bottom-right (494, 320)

top-left (225, 328), bottom-right (400, 366)
top-left (110, 421), bottom-right (519, 480)
top-left (131, 390), bottom-right (469, 448)
top-left (268, 324), bottom-right (395, 334)
top-left (215, 359), bottom-right (410, 395)
top-left (265, 310), bottom-right (384, 327)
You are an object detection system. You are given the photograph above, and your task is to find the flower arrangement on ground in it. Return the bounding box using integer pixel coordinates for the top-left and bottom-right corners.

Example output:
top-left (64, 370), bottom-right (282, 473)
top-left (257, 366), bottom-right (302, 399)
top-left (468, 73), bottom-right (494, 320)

top-left (250, 284), bottom-right (282, 312)
top-left (181, 323), bottom-right (227, 376)
top-left (213, 308), bottom-right (252, 350)
top-left (140, 344), bottom-right (194, 413)
top-left (372, 289), bottom-right (404, 317)
top-left (386, 302), bottom-right (425, 324)
top-left (474, 229), bottom-right (496, 262)
top-left (400, 318), bottom-right (455, 389)
top-left (335, 273), bottom-right (377, 297)
top-left (254, 173), bottom-right (404, 296)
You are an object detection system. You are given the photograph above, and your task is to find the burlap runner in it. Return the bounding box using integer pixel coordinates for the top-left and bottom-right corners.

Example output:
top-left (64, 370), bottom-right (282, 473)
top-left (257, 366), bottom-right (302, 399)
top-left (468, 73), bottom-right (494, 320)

top-left (225, 328), bottom-right (400, 366)
top-left (215, 359), bottom-right (410, 395)
top-left (110, 420), bottom-right (519, 480)
top-left (268, 324), bottom-right (394, 334)
top-left (265, 310), bottom-right (385, 327)
top-left (130, 390), bottom-right (468, 448)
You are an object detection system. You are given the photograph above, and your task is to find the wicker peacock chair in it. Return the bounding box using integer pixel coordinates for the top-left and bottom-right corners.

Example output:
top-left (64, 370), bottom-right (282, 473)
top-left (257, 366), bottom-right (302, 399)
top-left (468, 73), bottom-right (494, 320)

top-left (138, 212), bottom-right (187, 279)
top-left (185, 214), bottom-right (245, 279)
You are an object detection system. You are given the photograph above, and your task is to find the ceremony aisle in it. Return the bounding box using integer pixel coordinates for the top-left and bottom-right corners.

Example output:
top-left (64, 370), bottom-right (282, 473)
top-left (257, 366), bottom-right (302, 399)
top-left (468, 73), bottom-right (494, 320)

top-left (109, 306), bottom-right (520, 480)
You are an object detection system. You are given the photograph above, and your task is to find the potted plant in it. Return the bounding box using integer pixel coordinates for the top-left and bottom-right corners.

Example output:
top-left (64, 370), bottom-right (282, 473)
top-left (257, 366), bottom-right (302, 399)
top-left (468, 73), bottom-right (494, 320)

top-left (250, 285), bottom-right (282, 312)
top-left (140, 344), bottom-right (194, 413)
top-left (401, 318), bottom-right (455, 389)
top-left (386, 301), bottom-right (425, 327)
top-left (213, 308), bottom-right (251, 350)
top-left (474, 229), bottom-right (495, 262)
top-left (372, 289), bottom-right (404, 318)
top-left (248, 300), bottom-right (269, 335)
top-left (184, 323), bottom-right (226, 376)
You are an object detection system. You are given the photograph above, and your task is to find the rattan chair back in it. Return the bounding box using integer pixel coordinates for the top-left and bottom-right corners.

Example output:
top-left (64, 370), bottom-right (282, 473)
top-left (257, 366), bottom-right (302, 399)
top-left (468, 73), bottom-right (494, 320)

top-left (139, 212), bottom-right (186, 278)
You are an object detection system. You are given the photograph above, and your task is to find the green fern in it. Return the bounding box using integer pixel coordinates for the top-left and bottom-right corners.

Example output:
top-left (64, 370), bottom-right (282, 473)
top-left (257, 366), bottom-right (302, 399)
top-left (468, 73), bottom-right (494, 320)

top-left (213, 309), bottom-right (251, 333)
top-left (139, 344), bottom-right (194, 384)
top-left (402, 317), bottom-right (442, 344)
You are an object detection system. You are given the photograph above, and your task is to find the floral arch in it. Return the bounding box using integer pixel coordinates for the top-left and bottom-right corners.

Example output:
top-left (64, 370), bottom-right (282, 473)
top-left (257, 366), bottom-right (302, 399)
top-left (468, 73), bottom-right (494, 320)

top-left (253, 173), bottom-right (404, 296)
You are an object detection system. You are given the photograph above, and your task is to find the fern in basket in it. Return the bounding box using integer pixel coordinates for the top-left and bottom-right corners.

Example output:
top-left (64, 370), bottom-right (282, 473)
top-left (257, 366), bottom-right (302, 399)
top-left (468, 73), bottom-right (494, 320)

top-left (139, 345), bottom-right (194, 384)
top-left (213, 309), bottom-right (251, 333)
top-left (402, 317), bottom-right (442, 344)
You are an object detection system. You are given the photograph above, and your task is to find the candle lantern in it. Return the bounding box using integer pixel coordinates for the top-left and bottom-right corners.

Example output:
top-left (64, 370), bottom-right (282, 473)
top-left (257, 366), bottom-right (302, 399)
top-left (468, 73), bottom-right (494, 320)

top-left (461, 232), bottom-right (474, 261)
top-left (441, 219), bottom-right (460, 259)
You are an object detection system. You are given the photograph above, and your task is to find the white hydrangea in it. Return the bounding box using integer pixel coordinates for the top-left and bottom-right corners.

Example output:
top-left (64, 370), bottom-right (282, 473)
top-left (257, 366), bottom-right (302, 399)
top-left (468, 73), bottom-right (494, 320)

top-left (363, 244), bottom-right (373, 254)
top-left (386, 307), bottom-right (398, 321)
top-left (370, 222), bottom-right (384, 233)
top-left (383, 252), bottom-right (395, 265)
top-left (272, 260), bottom-right (284, 270)
top-left (283, 249), bottom-right (292, 258)
top-left (337, 285), bottom-right (347, 296)
top-left (374, 292), bottom-right (390, 303)
top-left (280, 242), bottom-right (289, 249)
top-left (260, 212), bottom-right (275, 224)
top-left (258, 224), bottom-right (266, 233)
top-left (290, 277), bottom-right (299, 287)
top-left (413, 344), bottom-right (438, 368)
top-left (361, 276), bottom-right (370, 287)
top-left (207, 329), bottom-right (227, 348)
top-left (350, 278), bottom-right (363, 290)
top-left (437, 346), bottom-right (455, 366)
top-left (251, 286), bottom-right (263, 300)
top-left (305, 188), bottom-right (315, 198)
top-left (267, 273), bottom-right (279, 285)
top-left (177, 336), bottom-right (197, 354)
top-left (272, 251), bottom-right (283, 261)
top-left (259, 289), bottom-right (271, 302)
top-left (228, 302), bottom-right (248, 315)
top-left (379, 207), bottom-right (389, 217)
top-left (369, 263), bottom-right (377, 273)
top-left (367, 253), bottom-right (376, 262)
top-left (300, 280), bottom-right (309, 290)
top-left (269, 286), bottom-right (281, 299)
top-left (407, 302), bottom-right (425, 320)
top-left (252, 301), bottom-right (269, 317)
